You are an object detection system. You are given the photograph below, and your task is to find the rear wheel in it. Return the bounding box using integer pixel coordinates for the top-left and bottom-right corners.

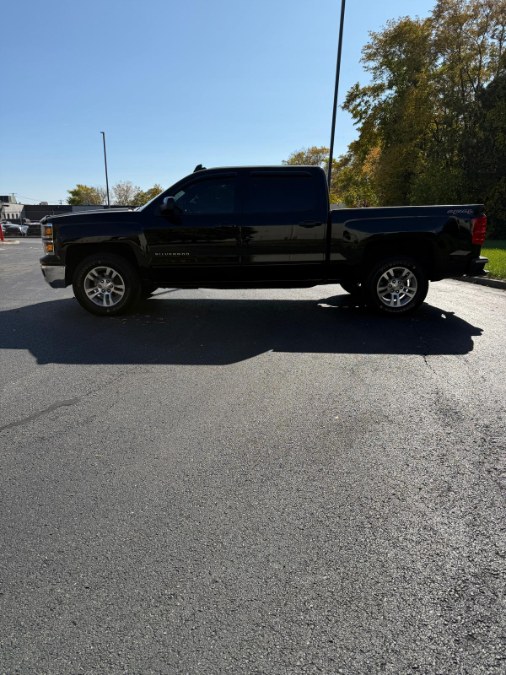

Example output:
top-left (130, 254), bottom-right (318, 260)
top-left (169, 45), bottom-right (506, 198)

top-left (364, 257), bottom-right (428, 315)
top-left (73, 253), bottom-right (141, 316)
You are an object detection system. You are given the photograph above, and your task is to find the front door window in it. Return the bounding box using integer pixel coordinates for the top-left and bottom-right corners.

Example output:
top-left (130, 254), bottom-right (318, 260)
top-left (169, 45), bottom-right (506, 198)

top-left (173, 178), bottom-right (236, 215)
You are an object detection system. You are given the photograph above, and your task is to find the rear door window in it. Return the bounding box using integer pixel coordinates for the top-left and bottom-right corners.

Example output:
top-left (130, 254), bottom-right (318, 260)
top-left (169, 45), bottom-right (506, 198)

top-left (245, 173), bottom-right (318, 214)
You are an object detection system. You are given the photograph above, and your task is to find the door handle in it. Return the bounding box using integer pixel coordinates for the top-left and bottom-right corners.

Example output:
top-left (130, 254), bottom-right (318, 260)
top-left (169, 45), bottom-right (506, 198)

top-left (299, 221), bottom-right (321, 228)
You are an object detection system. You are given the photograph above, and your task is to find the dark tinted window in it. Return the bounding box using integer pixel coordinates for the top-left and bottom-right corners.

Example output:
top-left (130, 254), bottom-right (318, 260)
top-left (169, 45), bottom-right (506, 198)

top-left (246, 174), bottom-right (317, 213)
top-left (174, 177), bottom-right (236, 214)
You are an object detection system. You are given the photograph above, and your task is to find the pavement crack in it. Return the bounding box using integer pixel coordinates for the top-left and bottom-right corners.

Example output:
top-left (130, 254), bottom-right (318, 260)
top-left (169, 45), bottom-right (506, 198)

top-left (422, 354), bottom-right (438, 375)
top-left (0, 398), bottom-right (81, 434)
top-left (1, 371), bottom-right (134, 435)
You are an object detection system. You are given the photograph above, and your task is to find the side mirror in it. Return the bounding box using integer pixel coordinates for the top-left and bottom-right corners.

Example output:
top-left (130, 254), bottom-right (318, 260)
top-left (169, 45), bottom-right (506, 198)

top-left (160, 196), bottom-right (177, 215)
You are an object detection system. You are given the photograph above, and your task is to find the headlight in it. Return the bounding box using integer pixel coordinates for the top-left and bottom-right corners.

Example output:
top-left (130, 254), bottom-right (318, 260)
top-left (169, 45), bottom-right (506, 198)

top-left (42, 222), bottom-right (54, 253)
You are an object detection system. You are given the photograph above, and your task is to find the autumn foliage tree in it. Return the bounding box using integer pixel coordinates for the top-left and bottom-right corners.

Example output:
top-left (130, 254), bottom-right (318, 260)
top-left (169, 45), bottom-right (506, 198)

top-left (286, 0), bottom-right (506, 235)
top-left (345, 0), bottom-right (506, 231)
top-left (130, 184), bottom-right (163, 207)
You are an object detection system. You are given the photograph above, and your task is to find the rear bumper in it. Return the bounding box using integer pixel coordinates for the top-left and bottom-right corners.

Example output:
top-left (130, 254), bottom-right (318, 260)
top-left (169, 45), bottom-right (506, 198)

top-left (467, 256), bottom-right (488, 276)
top-left (41, 264), bottom-right (66, 288)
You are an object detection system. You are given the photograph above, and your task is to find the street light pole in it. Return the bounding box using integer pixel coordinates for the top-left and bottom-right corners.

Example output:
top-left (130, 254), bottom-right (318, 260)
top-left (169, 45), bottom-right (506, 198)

top-left (327, 0), bottom-right (347, 192)
top-left (100, 131), bottom-right (111, 208)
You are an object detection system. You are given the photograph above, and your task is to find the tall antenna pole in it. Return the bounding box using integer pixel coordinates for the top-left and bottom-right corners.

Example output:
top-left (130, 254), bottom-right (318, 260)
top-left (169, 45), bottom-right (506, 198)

top-left (327, 0), bottom-right (347, 191)
top-left (100, 131), bottom-right (111, 207)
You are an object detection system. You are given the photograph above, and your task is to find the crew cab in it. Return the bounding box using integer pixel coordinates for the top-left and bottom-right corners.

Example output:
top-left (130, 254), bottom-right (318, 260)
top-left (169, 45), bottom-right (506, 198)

top-left (40, 165), bottom-right (488, 316)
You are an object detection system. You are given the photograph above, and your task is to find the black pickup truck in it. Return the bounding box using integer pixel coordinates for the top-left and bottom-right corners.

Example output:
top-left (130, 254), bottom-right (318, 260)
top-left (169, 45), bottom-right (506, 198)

top-left (40, 165), bottom-right (488, 316)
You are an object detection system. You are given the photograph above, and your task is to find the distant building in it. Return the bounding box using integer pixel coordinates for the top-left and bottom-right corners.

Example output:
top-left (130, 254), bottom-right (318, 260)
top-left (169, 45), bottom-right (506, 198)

top-left (1, 198), bottom-right (125, 225)
top-left (23, 204), bottom-right (125, 222)
top-left (22, 204), bottom-right (72, 222)
top-left (0, 195), bottom-right (24, 222)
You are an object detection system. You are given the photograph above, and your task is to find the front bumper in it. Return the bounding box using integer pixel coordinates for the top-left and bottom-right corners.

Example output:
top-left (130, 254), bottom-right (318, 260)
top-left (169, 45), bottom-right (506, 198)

top-left (41, 265), bottom-right (66, 288)
top-left (467, 256), bottom-right (488, 276)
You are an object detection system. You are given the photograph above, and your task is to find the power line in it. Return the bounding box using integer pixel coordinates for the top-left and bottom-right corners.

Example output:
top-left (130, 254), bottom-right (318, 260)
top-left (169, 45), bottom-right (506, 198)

top-left (16, 194), bottom-right (46, 203)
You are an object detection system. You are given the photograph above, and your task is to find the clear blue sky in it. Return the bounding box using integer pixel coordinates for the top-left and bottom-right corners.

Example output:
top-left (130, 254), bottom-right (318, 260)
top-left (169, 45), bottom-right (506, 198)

top-left (2, 0), bottom-right (435, 203)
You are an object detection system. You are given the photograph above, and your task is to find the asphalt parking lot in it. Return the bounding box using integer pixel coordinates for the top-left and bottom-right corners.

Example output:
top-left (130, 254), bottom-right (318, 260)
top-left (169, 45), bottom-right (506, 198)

top-left (1, 240), bottom-right (505, 673)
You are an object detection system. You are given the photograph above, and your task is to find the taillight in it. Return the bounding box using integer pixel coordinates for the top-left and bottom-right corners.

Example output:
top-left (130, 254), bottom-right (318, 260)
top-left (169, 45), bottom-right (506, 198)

top-left (471, 215), bottom-right (487, 245)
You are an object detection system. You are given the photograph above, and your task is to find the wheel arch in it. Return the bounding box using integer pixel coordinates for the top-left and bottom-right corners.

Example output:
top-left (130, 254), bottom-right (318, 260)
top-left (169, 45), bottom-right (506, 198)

top-left (361, 235), bottom-right (438, 280)
top-left (64, 243), bottom-right (143, 286)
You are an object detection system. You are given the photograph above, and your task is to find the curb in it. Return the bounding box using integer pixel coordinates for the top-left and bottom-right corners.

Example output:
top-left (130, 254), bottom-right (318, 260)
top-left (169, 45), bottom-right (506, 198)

top-left (454, 275), bottom-right (506, 290)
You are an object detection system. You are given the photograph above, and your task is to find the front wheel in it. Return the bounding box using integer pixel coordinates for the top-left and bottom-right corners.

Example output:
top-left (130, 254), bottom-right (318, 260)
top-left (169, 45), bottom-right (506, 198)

top-left (364, 257), bottom-right (428, 315)
top-left (73, 253), bottom-right (141, 316)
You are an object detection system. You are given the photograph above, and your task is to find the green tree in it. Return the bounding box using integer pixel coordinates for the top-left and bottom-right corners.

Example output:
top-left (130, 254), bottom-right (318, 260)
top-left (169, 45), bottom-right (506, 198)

top-left (332, 145), bottom-right (381, 207)
top-left (344, 16), bottom-right (435, 205)
top-left (67, 184), bottom-right (106, 205)
top-left (342, 0), bottom-right (505, 207)
top-left (472, 58), bottom-right (506, 237)
top-left (417, 0), bottom-right (506, 204)
top-left (130, 184), bottom-right (163, 207)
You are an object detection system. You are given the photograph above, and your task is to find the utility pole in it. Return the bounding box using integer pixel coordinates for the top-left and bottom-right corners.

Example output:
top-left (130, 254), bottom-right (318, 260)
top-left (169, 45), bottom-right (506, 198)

top-left (327, 0), bottom-right (347, 192)
top-left (100, 131), bottom-right (111, 207)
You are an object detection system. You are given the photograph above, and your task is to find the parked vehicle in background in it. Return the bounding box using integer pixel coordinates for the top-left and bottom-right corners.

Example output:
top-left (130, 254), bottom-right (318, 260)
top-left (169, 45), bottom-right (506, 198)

top-left (1, 221), bottom-right (28, 237)
top-left (40, 165), bottom-right (488, 317)
top-left (25, 221), bottom-right (42, 237)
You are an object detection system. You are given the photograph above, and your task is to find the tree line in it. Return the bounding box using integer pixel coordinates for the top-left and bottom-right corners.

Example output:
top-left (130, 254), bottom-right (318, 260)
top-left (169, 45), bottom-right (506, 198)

top-left (285, 0), bottom-right (505, 237)
top-left (67, 182), bottom-right (162, 207)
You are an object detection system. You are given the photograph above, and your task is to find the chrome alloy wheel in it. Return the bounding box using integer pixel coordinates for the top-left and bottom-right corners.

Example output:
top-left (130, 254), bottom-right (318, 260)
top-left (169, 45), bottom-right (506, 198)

top-left (376, 266), bottom-right (418, 308)
top-left (83, 266), bottom-right (126, 308)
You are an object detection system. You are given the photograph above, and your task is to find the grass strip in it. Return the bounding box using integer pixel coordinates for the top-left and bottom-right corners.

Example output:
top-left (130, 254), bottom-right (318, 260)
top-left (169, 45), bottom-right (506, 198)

top-left (482, 240), bottom-right (506, 280)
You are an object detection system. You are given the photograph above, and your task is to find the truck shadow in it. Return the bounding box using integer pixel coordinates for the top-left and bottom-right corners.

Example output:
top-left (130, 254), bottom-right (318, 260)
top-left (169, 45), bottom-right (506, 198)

top-left (0, 293), bottom-right (482, 365)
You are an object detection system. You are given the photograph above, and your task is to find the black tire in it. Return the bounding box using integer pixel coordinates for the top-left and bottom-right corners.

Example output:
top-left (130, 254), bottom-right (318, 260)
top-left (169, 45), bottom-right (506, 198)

top-left (340, 280), bottom-right (363, 296)
top-left (364, 256), bottom-right (428, 315)
top-left (73, 253), bottom-right (141, 316)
